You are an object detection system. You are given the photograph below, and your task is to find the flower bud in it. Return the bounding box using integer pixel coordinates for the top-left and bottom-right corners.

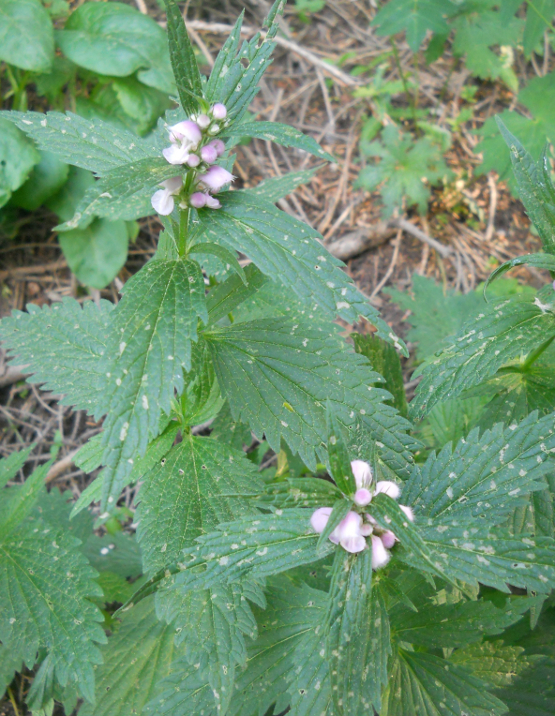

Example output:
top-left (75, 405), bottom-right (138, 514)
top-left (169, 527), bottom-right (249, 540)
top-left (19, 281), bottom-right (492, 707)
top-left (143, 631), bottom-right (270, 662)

top-left (400, 505), bottom-right (415, 522)
top-left (186, 154), bottom-right (201, 167)
top-left (360, 522), bottom-right (373, 537)
top-left (199, 165), bottom-right (235, 192)
top-left (371, 535), bottom-right (391, 569)
top-left (375, 481), bottom-right (401, 500)
top-left (351, 460), bottom-right (372, 489)
top-left (208, 124), bottom-right (221, 135)
top-left (189, 192), bottom-right (207, 209)
top-left (208, 139), bottom-right (226, 157)
top-left (380, 531), bottom-right (397, 549)
top-left (310, 507), bottom-right (332, 534)
top-left (205, 195), bottom-right (221, 209)
top-left (211, 103), bottom-right (227, 120)
top-left (354, 488), bottom-right (372, 507)
top-left (201, 145), bottom-right (218, 164)
top-left (196, 114), bottom-right (211, 129)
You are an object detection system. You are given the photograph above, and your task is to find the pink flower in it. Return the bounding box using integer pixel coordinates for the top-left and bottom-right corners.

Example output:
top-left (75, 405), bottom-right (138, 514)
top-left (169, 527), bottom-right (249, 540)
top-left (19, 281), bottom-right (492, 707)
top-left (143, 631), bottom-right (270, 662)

top-left (351, 459), bottom-right (372, 489)
top-left (310, 507), bottom-right (332, 533)
top-left (333, 511), bottom-right (367, 554)
top-left (371, 534), bottom-right (391, 569)
top-left (205, 195), bottom-right (221, 209)
top-left (189, 192), bottom-right (207, 209)
top-left (163, 121), bottom-right (202, 165)
top-left (208, 139), bottom-right (226, 157)
top-left (199, 165), bottom-right (235, 192)
top-left (360, 521), bottom-right (373, 537)
top-left (151, 176), bottom-right (182, 215)
top-left (163, 143), bottom-right (191, 165)
top-left (354, 488), bottom-right (372, 507)
top-left (211, 103), bottom-right (227, 120)
top-left (400, 505), bottom-right (415, 522)
top-left (196, 114), bottom-right (211, 129)
top-left (186, 154), bottom-right (200, 168)
top-left (201, 145), bottom-right (218, 164)
top-left (375, 481), bottom-right (401, 500)
top-left (380, 531), bottom-right (397, 549)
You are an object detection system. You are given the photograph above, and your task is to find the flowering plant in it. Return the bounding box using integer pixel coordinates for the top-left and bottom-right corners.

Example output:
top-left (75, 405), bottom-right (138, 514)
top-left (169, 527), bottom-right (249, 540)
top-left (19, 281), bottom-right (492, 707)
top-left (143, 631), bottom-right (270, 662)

top-left (1, 2), bottom-right (555, 715)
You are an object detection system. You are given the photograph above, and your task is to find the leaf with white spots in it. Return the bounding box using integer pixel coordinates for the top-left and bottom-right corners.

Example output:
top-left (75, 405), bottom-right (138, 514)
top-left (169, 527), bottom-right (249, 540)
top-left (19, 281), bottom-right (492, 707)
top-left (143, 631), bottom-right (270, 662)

top-left (195, 191), bottom-right (405, 351)
top-left (410, 292), bottom-right (555, 421)
top-left (94, 257), bottom-right (207, 509)
top-left (136, 435), bottom-right (263, 576)
top-left (79, 596), bottom-right (185, 716)
top-left (0, 297), bottom-right (113, 414)
top-left (449, 640), bottom-right (533, 689)
top-left (224, 122), bottom-right (335, 162)
top-left (205, 317), bottom-right (416, 475)
top-left (249, 166), bottom-right (319, 203)
top-left (1, 110), bottom-right (160, 174)
top-left (403, 411), bottom-right (555, 527)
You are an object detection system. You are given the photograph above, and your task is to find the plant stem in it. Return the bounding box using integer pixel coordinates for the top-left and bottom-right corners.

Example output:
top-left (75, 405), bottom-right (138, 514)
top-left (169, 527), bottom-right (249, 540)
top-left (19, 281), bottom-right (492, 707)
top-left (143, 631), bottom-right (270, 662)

top-left (522, 334), bottom-right (555, 370)
top-left (7, 687), bottom-right (20, 716)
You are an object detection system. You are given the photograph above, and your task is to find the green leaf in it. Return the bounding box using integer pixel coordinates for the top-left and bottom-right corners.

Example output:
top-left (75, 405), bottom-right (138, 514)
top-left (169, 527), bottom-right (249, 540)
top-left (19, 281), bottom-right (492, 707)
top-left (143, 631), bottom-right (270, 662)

top-left (327, 404), bottom-right (357, 496)
top-left (0, 513), bottom-right (106, 702)
top-left (250, 166), bottom-right (319, 203)
top-left (0, 298), bottom-right (113, 414)
top-left (0, 644), bottom-right (21, 699)
top-left (83, 531), bottom-right (143, 580)
top-left (59, 217), bottom-right (129, 289)
top-left (181, 342), bottom-right (225, 425)
top-left (524, 0), bottom-right (555, 57)
top-left (206, 264), bottom-right (268, 325)
top-left (2, 110), bottom-right (160, 174)
top-left (372, 0), bottom-right (454, 51)
top-left (205, 1), bottom-right (285, 125)
top-left (382, 649), bottom-right (508, 716)
top-left (358, 125), bottom-right (452, 217)
top-left (56, 157), bottom-right (181, 230)
top-left (205, 317), bottom-right (415, 475)
top-left (0, 117), bottom-right (40, 208)
top-left (79, 596), bottom-right (183, 716)
top-left (0, 0), bottom-right (54, 71)
top-left (0, 446), bottom-right (33, 490)
top-left (196, 191), bottom-right (403, 348)
top-left (190, 242), bottom-right (246, 285)
top-left (56, 1), bottom-right (174, 93)
top-left (450, 640), bottom-right (531, 688)
top-left (0, 459), bottom-right (52, 539)
top-left (112, 77), bottom-right (172, 136)
top-left (354, 333), bottom-right (408, 417)
top-left (95, 258), bottom-right (207, 508)
top-left (224, 122), bottom-right (334, 162)
top-left (485, 253), bottom-right (555, 295)
top-left (403, 412), bottom-right (555, 526)
top-left (136, 435), bottom-right (262, 576)
top-left (410, 293), bottom-right (555, 421)
top-left (262, 476), bottom-right (344, 510)
top-left (497, 120), bottom-right (555, 255)
top-left (164, 0), bottom-right (203, 115)
top-left (46, 165), bottom-right (95, 223)
top-left (10, 150), bottom-right (68, 211)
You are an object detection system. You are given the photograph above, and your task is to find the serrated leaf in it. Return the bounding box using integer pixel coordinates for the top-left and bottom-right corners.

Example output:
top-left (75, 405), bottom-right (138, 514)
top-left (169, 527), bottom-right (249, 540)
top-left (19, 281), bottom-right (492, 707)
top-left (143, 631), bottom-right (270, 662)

top-left (403, 412), bottom-right (555, 526)
top-left (0, 445), bottom-right (33, 489)
top-left (372, 0), bottom-right (455, 51)
top-left (485, 253), bottom-right (555, 295)
top-left (354, 333), bottom-right (408, 417)
top-left (205, 317), bottom-right (415, 475)
top-left (262, 476), bottom-right (343, 509)
top-left (450, 641), bottom-right (531, 688)
top-left (0, 514), bottom-right (105, 702)
top-left (524, 0), bottom-right (554, 57)
top-left (136, 435), bottom-right (262, 576)
top-left (0, 298), bottom-right (113, 414)
top-left (195, 188), bottom-right (403, 350)
top-left (83, 531), bottom-right (143, 580)
top-left (207, 264), bottom-right (268, 325)
top-left (0, 644), bottom-right (21, 699)
top-left (164, 0), bottom-right (202, 115)
top-left (382, 649), bottom-right (508, 716)
top-left (190, 242), bottom-right (246, 285)
top-left (2, 111), bottom-right (160, 174)
top-left (95, 258), bottom-right (207, 508)
top-left (410, 294), bottom-right (555, 421)
top-left (250, 166), bottom-right (318, 203)
top-left (79, 596), bottom-right (182, 716)
top-left (327, 404), bottom-right (357, 496)
top-left (224, 121), bottom-right (334, 162)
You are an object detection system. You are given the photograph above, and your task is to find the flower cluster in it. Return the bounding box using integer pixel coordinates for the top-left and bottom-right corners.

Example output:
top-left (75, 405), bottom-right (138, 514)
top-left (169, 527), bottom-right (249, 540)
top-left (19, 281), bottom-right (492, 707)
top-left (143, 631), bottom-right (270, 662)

top-left (310, 459), bottom-right (414, 568)
top-left (151, 103), bottom-right (235, 216)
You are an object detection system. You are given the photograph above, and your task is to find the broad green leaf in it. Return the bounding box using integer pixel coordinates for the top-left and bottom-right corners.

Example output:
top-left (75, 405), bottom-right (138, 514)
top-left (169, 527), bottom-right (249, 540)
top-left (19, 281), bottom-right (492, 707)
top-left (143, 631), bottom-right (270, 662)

top-left (419, 396), bottom-right (486, 450)
top-left (0, 0), bottom-right (54, 72)
top-left (57, 157), bottom-right (180, 230)
top-left (59, 217), bottom-right (129, 289)
top-left (136, 435), bottom-right (262, 576)
top-left (0, 117), bottom-right (40, 208)
top-left (354, 333), bottom-right (408, 417)
top-left (196, 191), bottom-right (402, 348)
top-left (3, 111), bottom-right (160, 174)
top-left (180, 342), bottom-right (225, 425)
top-left (205, 1), bottom-right (284, 125)
top-left (0, 644), bottom-right (21, 699)
top-left (0, 298), bottom-right (113, 413)
top-left (205, 317), bottom-right (415, 474)
top-left (0, 446), bottom-right (33, 490)
top-left (10, 150), bottom-right (68, 211)
top-left (485, 253), bottom-right (555, 295)
top-left (206, 264), bottom-right (268, 325)
top-left (262, 476), bottom-right (343, 510)
top-left (372, 0), bottom-right (455, 51)
top-left (450, 640), bottom-right (531, 688)
top-left (47, 165), bottom-right (95, 223)
top-left (112, 77), bottom-right (172, 136)
top-left (190, 242), bottom-right (246, 285)
top-left (0, 459), bottom-right (52, 538)
top-left (164, 509), bottom-right (333, 594)
top-left (164, 0), bottom-right (202, 115)
top-left (327, 404), bottom-right (357, 496)
top-left (79, 596), bottom-right (183, 716)
top-left (410, 293), bottom-right (555, 421)
top-left (250, 166), bottom-right (318, 203)
top-left (403, 412), bottom-right (555, 526)
top-left (83, 531), bottom-right (143, 580)
top-left (56, 1), bottom-right (174, 93)
top-left (224, 122), bottom-right (334, 162)
top-left (382, 649), bottom-right (508, 716)
top-left (0, 513), bottom-right (105, 702)
top-left (524, 0), bottom-right (554, 57)
top-left (95, 258), bottom-right (207, 508)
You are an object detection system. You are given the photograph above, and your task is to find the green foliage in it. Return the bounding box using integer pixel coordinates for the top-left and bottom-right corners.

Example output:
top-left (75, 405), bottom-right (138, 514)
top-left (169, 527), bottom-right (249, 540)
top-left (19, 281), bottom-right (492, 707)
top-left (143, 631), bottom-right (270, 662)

top-left (0, 0), bottom-right (54, 72)
top-left (373, 0), bottom-right (454, 52)
top-left (0, 117), bottom-right (40, 208)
